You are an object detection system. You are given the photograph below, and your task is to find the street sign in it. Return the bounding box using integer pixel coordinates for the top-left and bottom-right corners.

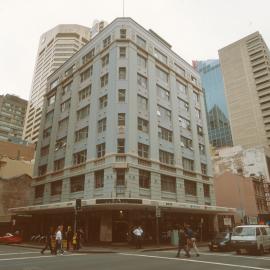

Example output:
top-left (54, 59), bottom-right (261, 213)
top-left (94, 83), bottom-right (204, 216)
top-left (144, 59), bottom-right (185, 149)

top-left (223, 217), bottom-right (232, 226)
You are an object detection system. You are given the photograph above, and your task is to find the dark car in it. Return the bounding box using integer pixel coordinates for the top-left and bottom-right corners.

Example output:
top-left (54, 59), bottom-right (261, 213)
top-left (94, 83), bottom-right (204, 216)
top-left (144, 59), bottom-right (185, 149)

top-left (209, 232), bottom-right (232, 251)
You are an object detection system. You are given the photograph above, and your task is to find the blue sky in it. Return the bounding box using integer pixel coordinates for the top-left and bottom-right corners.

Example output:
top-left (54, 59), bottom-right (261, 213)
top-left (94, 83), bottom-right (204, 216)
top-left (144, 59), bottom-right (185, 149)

top-left (1, 0), bottom-right (269, 100)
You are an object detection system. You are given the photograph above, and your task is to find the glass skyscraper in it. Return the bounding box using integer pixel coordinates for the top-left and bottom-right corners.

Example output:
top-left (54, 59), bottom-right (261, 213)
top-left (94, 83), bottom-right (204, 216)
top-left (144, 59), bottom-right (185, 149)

top-left (193, 60), bottom-right (233, 148)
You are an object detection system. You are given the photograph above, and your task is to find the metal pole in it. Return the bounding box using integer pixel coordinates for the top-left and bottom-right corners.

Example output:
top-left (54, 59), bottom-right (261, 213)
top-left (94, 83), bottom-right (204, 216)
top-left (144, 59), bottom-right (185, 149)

top-left (74, 209), bottom-right (77, 233)
top-left (156, 216), bottom-right (159, 245)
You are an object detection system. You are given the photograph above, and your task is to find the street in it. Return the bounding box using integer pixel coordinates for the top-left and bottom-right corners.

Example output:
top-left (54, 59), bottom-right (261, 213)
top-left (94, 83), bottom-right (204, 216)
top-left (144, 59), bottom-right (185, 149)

top-left (0, 245), bottom-right (270, 270)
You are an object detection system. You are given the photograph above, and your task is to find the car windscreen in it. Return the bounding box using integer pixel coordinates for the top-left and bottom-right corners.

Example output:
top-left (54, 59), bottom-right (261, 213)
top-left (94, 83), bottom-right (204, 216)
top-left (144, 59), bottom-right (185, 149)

top-left (215, 232), bottom-right (227, 239)
top-left (232, 227), bottom-right (255, 236)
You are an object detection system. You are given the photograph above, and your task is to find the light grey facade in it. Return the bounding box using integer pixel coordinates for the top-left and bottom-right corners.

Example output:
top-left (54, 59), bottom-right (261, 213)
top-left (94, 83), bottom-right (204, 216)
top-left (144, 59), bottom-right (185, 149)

top-left (32, 17), bottom-right (215, 209)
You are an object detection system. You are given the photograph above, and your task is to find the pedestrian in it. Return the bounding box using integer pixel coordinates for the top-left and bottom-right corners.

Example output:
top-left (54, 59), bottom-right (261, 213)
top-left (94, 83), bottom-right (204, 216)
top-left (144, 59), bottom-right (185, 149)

top-left (55, 225), bottom-right (64, 255)
top-left (66, 226), bottom-right (73, 251)
top-left (76, 228), bottom-right (84, 250)
top-left (185, 224), bottom-right (199, 257)
top-left (41, 227), bottom-right (54, 255)
top-left (176, 225), bottom-right (190, 258)
top-left (133, 225), bottom-right (143, 249)
top-left (72, 232), bottom-right (77, 251)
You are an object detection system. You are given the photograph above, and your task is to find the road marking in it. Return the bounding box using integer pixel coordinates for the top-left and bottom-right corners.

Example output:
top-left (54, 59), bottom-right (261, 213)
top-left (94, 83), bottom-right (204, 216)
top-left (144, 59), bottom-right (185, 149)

top-left (162, 250), bottom-right (270, 261)
top-left (0, 253), bottom-right (86, 261)
top-left (0, 252), bottom-right (40, 256)
top-left (118, 253), bottom-right (270, 270)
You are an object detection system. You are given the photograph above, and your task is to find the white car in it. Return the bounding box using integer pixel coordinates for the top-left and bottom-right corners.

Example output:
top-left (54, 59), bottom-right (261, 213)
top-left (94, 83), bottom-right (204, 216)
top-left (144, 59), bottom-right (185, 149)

top-left (231, 225), bottom-right (270, 255)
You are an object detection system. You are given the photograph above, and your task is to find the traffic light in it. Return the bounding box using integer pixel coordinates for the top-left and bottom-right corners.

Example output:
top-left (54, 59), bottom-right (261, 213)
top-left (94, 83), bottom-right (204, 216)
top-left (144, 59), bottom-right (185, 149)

top-left (75, 199), bottom-right (81, 211)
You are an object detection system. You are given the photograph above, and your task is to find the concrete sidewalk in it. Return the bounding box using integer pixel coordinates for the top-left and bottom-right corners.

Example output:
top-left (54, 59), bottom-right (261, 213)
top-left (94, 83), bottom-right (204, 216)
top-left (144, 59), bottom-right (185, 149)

top-left (9, 241), bottom-right (209, 254)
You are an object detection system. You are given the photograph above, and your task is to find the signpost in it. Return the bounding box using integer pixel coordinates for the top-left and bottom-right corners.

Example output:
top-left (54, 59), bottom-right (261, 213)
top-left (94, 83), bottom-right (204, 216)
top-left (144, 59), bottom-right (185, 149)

top-left (155, 206), bottom-right (160, 245)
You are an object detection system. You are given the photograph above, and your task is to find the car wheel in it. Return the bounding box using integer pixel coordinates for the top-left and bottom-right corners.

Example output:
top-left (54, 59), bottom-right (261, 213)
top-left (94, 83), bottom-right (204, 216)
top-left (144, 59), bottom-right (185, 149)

top-left (236, 249), bottom-right (241, 255)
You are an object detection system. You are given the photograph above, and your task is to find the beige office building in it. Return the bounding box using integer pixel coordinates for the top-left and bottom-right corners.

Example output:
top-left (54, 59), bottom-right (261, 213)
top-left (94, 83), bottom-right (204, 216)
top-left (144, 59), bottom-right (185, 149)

top-left (23, 24), bottom-right (91, 143)
top-left (219, 32), bottom-right (270, 149)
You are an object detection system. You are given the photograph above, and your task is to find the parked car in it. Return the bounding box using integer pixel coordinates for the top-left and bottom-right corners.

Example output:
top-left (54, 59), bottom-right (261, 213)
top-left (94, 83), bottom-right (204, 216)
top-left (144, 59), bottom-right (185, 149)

top-left (231, 225), bottom-right (270, 255)
top-left (0, 233), bottom-right (22, 244)
top-left (209, 232), bottom-right (232, 251)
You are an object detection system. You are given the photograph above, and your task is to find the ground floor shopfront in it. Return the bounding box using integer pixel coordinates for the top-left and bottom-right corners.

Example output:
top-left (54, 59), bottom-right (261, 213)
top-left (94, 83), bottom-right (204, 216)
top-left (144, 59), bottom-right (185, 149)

top-left (10, 198), bottom-right (235, 243)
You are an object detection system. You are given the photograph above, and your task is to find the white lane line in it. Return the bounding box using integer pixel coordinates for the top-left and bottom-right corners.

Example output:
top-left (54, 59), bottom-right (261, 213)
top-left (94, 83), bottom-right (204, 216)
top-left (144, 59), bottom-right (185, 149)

top-left (0, 253), bottom-right (86, 261)
top-left (0, 252), bottom-right (40, 256)
top-left (118, 253), bottom-right (270, 270)
top-left (162, 250), bottom-right (270, 261)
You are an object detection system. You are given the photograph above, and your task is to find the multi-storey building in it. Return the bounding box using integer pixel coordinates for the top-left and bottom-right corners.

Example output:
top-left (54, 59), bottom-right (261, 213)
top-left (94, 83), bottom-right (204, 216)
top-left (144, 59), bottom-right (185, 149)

top-left (0, 94), bottom-right (27, 143)
top-left (219, 32), bottom-right (270, 149)
top-left (23, 24), bottom-right (91, 143)
top-left (193, 60), bottom-right (233, 148)
top-left (12, 18), bottom-right (233, 242)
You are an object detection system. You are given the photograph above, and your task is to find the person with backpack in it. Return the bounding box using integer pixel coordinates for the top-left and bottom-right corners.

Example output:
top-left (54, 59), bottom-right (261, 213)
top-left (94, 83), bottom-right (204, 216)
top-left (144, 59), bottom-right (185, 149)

top-left (41, 227), bottom-right (54, 255)
top-left (184, 224), bottom-right (199, 257)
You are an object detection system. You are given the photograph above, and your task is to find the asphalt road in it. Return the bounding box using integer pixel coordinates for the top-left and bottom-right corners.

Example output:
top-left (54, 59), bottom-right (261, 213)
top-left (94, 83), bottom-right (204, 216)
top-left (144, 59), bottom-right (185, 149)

top-left (0, 245), bottom-right (270, 270)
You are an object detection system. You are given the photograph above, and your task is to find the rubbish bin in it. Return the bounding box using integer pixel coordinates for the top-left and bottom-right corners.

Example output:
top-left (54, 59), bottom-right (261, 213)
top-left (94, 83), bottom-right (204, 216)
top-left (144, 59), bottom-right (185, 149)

top-left (170, 230), bottom-right (179, 246)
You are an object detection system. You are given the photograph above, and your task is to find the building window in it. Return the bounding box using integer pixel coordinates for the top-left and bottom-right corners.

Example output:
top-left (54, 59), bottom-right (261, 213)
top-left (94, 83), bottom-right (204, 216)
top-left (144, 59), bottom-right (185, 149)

top-left (119, 67), bottom-right (126, 80)
top-left (100, 73), bottom-right (109, 87)
top-left (199, 144), bottom-right (205, 155)
top-left (193, 91), bottom-right (199, 104)
top-left (201, 163), bottom-right (207, 175)
top-left (116, 169), bottom-right (125, 186)
top-left (184, 180), bottom-right (197, 196)
top-left (80, 67), bottom-right (92, 82)
top-left (40, 145), bottom-right (49, 156)
top-left (158, 126), bottom-right (173, 142)
top-left (101, 54), bottom-right (109, 67)
top-left (73, 150), bottom-right (87, 165)
top-left (77, 105), bottom-right (90, 120)
top-left (178, 98), bottom-right (189, 112)
top-left (103, 36), bottom-right (111, 48)
top-left (195, 108), bottom-right (201, 119)
top-left (55, 136), bottom-right (66, 151)
top-left (50, 78), bottom-right (59, 90)
top-left (54, 158), bottom-right (65, 171)
top-left (65, 65), bottom-right (74, 77)
top-left (203, 184), bottom-right (210, 198)
top-left (82, 48), bottom-right (95, 64)
top-left (58, 117), bottom-right (69, 131)
top-left (180, 136), bottom-right (193, 149)
top-left (154, 49), bottom-right (167, 64)
top-left (62, 81), bottom-right (72, 95)
top-left (136, 35), bottom-right (146, 49)
top-left (95, 170), bottom-right (104, 188)
top-left (179, 116), bottom-right (191, 130)
top-left (51, 180), bottom-right (62, 195)
top-left (137, 54), bottom-right (147, 68)
top-left (157, 85), bottom-right (170, 101)
top-left (191, 75), bottom-right (197, 84)
top-left (159, 150), bottom-right (174, 165)
top-left (38, 165), bottom-right (47, 176)
top-left (176, 80), bottom-right (187, 95)
top-left (137, 73), bottom-right (147, 89)
top-left (117, 138), bottom-right (125, 153)
top-left (138, 117), bottom-right (149, 133)
top-left (182, 157), bottom-right (194, 171)
top-left (96, 143), bottom-right (105, 158)
top-left (35, 185), bottom-right (44, 198)
top-left (118, 89), bottom-right (126, 102)
top-left (119, 47), bottom-right (126, 58)
top-left (97, 118), bottom-right (106, 133)
top-left (138, 143), bottom-right (149, 158)
top-left (43, 127), bottom-right (52, 138)
top-left (138, 95), bottom-right (148, 111)
top-left (161, 175), bottom-right (176, 193)
top-left (175, 64), bottom-right (185, 77)
top-left (118, 113), bottom-right (125, 126)
top-left (120, 29), bottom-right (126, 39)
top-left (156, 66), bottom-right (168, 82)
top-left (99, 95), bottom-right (108, 109)
top-left (60, 99), bottom-right (70, 112)
top-left (47, 94), bottom-right (55, 106)
top-left (70, 175), bottom-right (85, 192)
top-left (139, 170), bottom-right (150, 189)
top-left (45, 110), bottom-right (54, 123)
top-left (79, 85), bottom-right (91, 101)
top-left (157, 105), bottom-right (171, 122)
top-left (197, 125), bottom-right (203, 136)
top-left (75, 127), bottom-right (88, 142)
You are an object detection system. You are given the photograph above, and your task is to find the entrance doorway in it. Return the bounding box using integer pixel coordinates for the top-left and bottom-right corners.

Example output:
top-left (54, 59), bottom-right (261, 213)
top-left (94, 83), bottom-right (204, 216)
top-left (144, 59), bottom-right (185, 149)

top-left (112, 220), bottom-right (128, 242)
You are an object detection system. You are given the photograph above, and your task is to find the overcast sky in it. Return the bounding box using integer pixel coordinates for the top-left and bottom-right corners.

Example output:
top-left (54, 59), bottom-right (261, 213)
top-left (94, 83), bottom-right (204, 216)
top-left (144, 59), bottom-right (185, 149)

top-left (1, 0), bottom-right (270, 100)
